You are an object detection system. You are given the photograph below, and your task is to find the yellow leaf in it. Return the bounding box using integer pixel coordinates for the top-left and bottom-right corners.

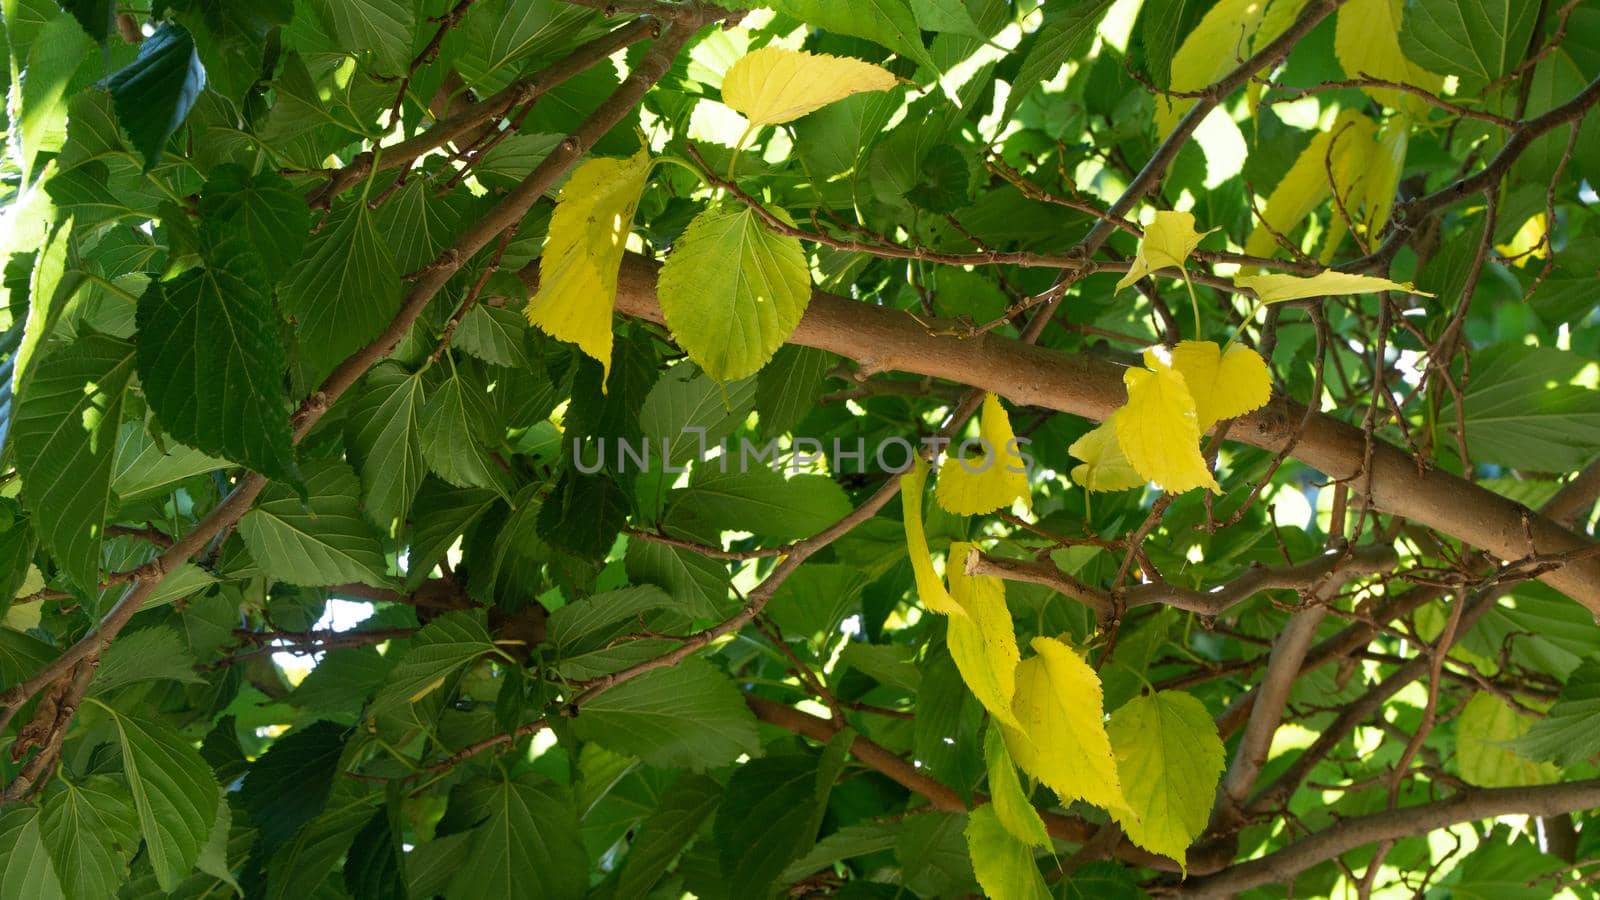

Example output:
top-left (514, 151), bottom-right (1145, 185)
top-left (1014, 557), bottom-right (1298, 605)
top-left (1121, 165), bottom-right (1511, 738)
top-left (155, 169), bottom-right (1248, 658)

top-left (900, 456), bottom-right (966, 618)
top-left (1114, 211), bottom-right (1213, 292)
top-left (1245, 0), bottom-right (1313, 116)
top-left (1168, 340), bottom-right (1271, 431)
top-left (1106, 691), bottom-right (1226, 871)
top-left (1068, 415), bottom-right (1145, 493)
top-left (984, 727), bottom-right (1050, 848)
top-left (1456, 693), bottom-right (1560, 788)
top-left (964, 805), bottom-right (1052, 900)
top-left (408, 673), bottom-right (448, 703)
top-left (1242, 110), bottom-right (1375, 260)
top-left (1001, 636), bottom-right (1131, 818)
top-left (1496, 213), bottom-right (1549, 268)
top-left (936, 393), bottom-right (1031, 515)
top-left (947, 542), bottom-right (1021, 729)
top-left (1115, 354), bottom-right (1219, 495)
top-left (1235, 270), bottom-right (1432, 305)
top-left (721, 47), bottom-right (898, 127)
top-left (525, 148), bottom-right (651, 386)
top-left (1334, 0), bottom-right (1444, 117)
top-left (1362, 113), bottom-right (1410, 236)
top-left (1155, 0), bottom-right (1268, 137)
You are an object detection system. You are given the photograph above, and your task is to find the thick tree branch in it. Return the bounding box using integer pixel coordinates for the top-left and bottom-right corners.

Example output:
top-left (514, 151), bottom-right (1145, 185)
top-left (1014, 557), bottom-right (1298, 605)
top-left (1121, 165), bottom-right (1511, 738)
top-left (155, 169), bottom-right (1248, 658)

top-left (611, 257), bottom-right (1600, 610)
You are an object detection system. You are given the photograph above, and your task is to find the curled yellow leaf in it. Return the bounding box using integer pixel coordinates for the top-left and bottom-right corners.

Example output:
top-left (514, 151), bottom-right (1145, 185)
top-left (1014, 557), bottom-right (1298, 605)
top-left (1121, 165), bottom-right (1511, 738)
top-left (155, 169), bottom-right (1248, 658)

top-left (1001, 636), bottom-right (1132, 819)
top-left (721, 46), bottom-right (898, 127)
top-left (1116, 353), bottom-right (1219, 495)
top-left (984, 727), bottom-right (1050, 848)
top-left (1115, 210), bottom-right (1212, 292)
top-left (1242, 109), bottom-right (1375, 261)
top-left (1235, 270), bottom-right (1433, 305)
top-left (900, 456), bottom-right (966, 618)
top-left (1068, 416), bottom-right (1144, 493)
top-left (1168, 340), bottom-right (1271, 431)
top-left (935, 393), bottom-right (1031, 515)
top-left (946, 542), bottom-right (1021, 729)
top-left (525, 148), bottom-right (652, 386)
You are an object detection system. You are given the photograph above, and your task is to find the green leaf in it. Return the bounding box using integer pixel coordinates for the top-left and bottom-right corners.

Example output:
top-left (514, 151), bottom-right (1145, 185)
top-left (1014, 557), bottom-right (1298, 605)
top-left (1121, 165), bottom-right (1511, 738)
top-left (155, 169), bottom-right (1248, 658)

top-left (454, 304), bottom-right (532, 369)
top-left (113, 422), bottom-right (227, 503)
top-left (1106, 690), bottom-right (1226, 868)
top-left (404, 478), bottom-right (499, 589)
top-left (281, 197), bottom-right (401, 384)
top-left (911, 0), bottom-right (981, 36)
top-left (1059, 860), bottom-right (1143, 899)
top-left (346, 363), bottom-right (428, 536)
top-left (713, 754), bottom-right (819, 898)
top-left (309, 0), bottom-right (416, 76)
top-left (56, 0), bottom-right (115, 43)
top-left (668, 467), bottom-right (852, 543)
top-left (370, 610), bottom-right (496, 711)
top-left (90, 626), bottom-right (204, 695)
top-left (657, 204), bottom-right (812, 382)
top-left (780, 822), bottom-right (902, 883)
top-left (1457, 692), bottom-right (1559, 787)
top-left (102, 23), bottom-right (207, 169)
top-left (16, 217), bottom-right (86, 405)
top-left (1435, 829), bottom-right (1563, 900)
top-left (624, 532), bottom-right (732, 621)
top-left (12, 13), bottom-right (93, 185)
top-left (98, 703), bottom-right (220, 891)
top-left (13, 333), bottom-right (135, 591)
top-left (263, 798), bottom-right (376, 900)
top-left (639, 362), bottom-right (757, 468)
top-left (897, 811), bottom-right (976, 897)
top-left (537, 469), bottom-right (628, 561)
top-left (289, 645), bottom-right (398, 718)
top-left (344, 809), bottom-right (406, 900)
top-left (135, 239), bottom-right (298, 482)
top-left (39, 776), bottom-right (141, 900)
top-left (447, 774), bottom-right (589, 900)
top-left (420, 368), bottom-right (510, 497)
top-left (983, 726), bottom-right (1049, 848)
top-left (1006, 0), bottom-right (1114, 117)
top-left (237, 458), bottom-right (391, 587)
top-left (197, 164), bottom-right (311, 274)
top-left (241, 720), bottom-right (348, 852)
top-left (964, 805), bottom-right (1051, 900)
top-left (717, 0), bottom-right (932, 67)
top-left (547, 584), bottom-right (683, 679)
top-left (571, 657), bottom-right (761, 770)
top-left (1455, 345), bottom-right (1600, 472)
top-left (0, 808), bottom-right (65, 900)
top-left (1399, 0), bottom-right (1539, 87)
top-left (614, 774), bottom-right (722, 898)
top-left (755, 345), bottom-right (832, 438)
top-left (1511, 656), bottom-right (1600, 770)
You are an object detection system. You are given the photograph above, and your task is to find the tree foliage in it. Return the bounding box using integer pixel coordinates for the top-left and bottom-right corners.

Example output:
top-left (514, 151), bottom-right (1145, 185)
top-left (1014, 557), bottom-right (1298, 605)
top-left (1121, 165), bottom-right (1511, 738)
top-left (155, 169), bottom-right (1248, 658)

top-left (2, 0), bottom-right (1600, 897)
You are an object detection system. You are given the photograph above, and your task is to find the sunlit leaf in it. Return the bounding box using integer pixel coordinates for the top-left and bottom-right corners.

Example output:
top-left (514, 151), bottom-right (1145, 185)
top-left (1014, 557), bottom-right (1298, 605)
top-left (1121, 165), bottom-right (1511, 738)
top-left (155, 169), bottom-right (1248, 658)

top-left (964, 805), bottom-right (1051, 900)
top-left (721, 46), bottom-right (898, 127)
top-left (1168, 340), bottom-right (1271, 430)
top-left (901, 456), bottom-right (966, 618)
top-left (1155, 0), bottom-right (1267, 136)
top-left (946, 541), bottom-right (1021, 729)
top-left (1335, 0), bottom-right (1445, 116)
top-left (1242, 110), bottom-right (1376, 260)
top-left (1235, 270), bottom-right (1431, 304)
top-left (936, 393), bottom-right (1031, 515)
top-left (1106, 691), bottom-right (1225, 870)
top-left (525, 148), bottom-right (652, 385)
top-left (1001, 636), bottom-right (1131, 818)
top-left (1068, 416), bottom-right (1145, 493)
top-left (983, 727), bottom-right (1050, 848)
top-left (1115, 351), bottom-right (1218, 494)
top-left (1115, 210), bottom-right (1212, 291)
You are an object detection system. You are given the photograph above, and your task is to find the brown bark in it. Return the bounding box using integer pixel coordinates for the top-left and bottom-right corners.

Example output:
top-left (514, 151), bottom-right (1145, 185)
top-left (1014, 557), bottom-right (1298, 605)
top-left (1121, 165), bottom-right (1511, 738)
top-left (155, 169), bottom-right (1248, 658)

top-left (612, 254), bottom-right (1600, 613)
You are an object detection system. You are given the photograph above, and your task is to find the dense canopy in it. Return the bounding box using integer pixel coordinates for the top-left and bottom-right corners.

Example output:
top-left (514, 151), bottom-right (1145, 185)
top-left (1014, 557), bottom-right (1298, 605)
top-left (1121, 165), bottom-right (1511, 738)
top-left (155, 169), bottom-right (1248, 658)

top-left (3, 0), bottom-right (1600, 897)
